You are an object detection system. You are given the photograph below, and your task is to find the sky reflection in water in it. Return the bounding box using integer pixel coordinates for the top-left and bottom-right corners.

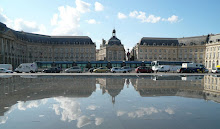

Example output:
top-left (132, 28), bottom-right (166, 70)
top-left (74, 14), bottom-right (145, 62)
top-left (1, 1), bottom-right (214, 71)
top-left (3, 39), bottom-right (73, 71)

top-left (0, 75), bottom-right (220, 129)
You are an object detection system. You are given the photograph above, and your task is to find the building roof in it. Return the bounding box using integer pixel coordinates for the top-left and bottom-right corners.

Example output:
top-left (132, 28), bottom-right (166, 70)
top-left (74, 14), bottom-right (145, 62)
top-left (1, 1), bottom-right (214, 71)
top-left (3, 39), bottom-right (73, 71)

top-left (140, 37), bottom-right (179, 46)
top-left (106, 29), bottom-right (122, 46)
top-left (178, 35), bottom-right (208, 45)
top-left (139, 35), bottom-right (209, 46)
top-left (107, 36), bottom-right (122, 45)
top-left (0, 22), bottom-right (94, 45)
top-left (208, 34), bottom-right (220, 43)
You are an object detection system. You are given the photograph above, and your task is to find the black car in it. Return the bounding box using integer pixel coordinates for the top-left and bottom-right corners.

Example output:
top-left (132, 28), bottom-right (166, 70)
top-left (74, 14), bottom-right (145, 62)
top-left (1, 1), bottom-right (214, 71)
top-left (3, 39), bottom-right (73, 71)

top-left (42, 67), bottom-right (61, 73)
top-left (177, 68), bottom-right (204, 73)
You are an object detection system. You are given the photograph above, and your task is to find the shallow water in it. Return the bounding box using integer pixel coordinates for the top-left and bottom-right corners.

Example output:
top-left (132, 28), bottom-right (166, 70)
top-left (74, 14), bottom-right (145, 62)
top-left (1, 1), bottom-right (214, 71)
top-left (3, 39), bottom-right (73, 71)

top-left (0, 75), bottom-right (220, 129)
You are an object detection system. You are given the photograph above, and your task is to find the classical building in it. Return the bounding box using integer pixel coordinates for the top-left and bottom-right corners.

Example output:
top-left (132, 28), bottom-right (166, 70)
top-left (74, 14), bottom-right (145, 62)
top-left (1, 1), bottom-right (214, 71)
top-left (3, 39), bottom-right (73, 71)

top-left (0, 22), bottom-right (96, 68)
top-left (96, 29), bottom-right (125, 61)
top-left (132, 36), bottom-right (208, 64)
top-left (205, 34), bottom-right (220, 69)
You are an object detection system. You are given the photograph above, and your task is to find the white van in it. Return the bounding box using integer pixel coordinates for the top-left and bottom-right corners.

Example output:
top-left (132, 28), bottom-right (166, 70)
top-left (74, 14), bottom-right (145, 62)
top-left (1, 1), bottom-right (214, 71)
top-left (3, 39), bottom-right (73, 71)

top-left (154, 65), bottom-right (181, 72)
top-left (0, 64), bottom-right (13, 70)
top-left (15, 63), bottom-right (38, 73)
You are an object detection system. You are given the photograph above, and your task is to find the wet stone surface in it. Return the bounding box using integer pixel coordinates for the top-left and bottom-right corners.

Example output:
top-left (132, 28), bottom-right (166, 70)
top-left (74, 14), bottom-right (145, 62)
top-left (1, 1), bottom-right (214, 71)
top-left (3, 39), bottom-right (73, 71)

top-left (0, 75), bottom-right (220, 129)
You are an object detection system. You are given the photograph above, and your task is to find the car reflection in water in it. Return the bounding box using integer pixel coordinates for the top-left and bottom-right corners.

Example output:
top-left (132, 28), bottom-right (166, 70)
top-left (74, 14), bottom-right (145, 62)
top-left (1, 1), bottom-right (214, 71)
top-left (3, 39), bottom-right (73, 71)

top-left (1, 75), bottom-right (220, 129)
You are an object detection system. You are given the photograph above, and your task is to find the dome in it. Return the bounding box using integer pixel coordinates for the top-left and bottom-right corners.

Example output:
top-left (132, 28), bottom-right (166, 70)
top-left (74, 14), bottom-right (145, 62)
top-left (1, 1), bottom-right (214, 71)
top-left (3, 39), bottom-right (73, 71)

top-left (106, 29), bottom-right (122, 45)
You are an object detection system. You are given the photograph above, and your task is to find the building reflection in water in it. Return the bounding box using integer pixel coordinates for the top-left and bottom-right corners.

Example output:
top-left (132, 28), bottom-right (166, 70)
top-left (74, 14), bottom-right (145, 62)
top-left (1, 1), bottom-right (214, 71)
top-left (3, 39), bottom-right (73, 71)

top-left (96, 77), bottom-right (125, 104)
top-left (0, 76), bottom-right (96, 117)
top-left (204, 75), bottom-right (220, 103)
top-left (1, 75), bottom-right (220, 120)
top-left (130, 75), bottom-right (205, 99)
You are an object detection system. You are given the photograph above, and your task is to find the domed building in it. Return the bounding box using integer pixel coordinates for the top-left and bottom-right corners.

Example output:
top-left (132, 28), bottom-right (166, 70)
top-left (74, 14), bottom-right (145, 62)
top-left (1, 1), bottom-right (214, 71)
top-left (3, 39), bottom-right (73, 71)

top-left (96, 29), bottom-right (125, 61)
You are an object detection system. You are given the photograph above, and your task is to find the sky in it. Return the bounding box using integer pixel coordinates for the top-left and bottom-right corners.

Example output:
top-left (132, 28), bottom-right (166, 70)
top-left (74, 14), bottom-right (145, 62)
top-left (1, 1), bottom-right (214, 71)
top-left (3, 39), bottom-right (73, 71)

top-left (0, 0), bottom-right (220, 50)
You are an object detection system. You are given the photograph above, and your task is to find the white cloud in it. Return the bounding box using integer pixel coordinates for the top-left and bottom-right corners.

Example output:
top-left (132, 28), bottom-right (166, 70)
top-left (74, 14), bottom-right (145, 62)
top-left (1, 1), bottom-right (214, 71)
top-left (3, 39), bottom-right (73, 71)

top-left (77, 116), bottom-right (91, 128)
top-left (162, 15), bottom-right (180, 23)
top-left (117, 111), bottom-right (126, 116)
top-left (95, 117), bottom-right (104, 125)
top-left (145, 15), bottom-right (161, 23)
top-left (76, 0), bottom-right (91, 13)
top-left (0, 7), bottom-right (45, 34)
top-left (51, 14), bottom-right (58, 26)
top-left (118, 12), bottom-right (127, 19)
top-left (129, 11), bottom-right (139, 18)
top-left (167, 15), bottom-right (179, 23)
top-left (86, 19), bottom-right (99, 24)
top-left (0, 8), bottom-right (11, 24)
top-left (129, 11), bottom-right (160, 23)
top-left (53, 97), bottom-right (81, 122)
top-left (17, 99), bottom-right (47, 111)
top-left (0, 116), bottom-right (8, 124)
top-left (95, 2), bottom-right (104, 11)
top-left (126, 107), bottom-right (175, 118)
top-left (51, 0), bottom-right (91, 35)
top-left (165, 108), bottom-right (175, 115)
top-left (13, 18), bottom-right (46, 34)
top-left (86, 105), bottom-right (99, 110)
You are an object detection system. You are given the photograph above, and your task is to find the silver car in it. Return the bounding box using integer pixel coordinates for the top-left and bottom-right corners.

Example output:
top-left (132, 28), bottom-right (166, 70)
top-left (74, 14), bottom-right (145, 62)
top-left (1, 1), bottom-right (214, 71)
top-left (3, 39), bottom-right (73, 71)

top-left (65, 66), bottom-right (82, 73)
top-left (0, 68), bottom-right (13, 73)
top-left (212, 67), bottom-right (220, 73)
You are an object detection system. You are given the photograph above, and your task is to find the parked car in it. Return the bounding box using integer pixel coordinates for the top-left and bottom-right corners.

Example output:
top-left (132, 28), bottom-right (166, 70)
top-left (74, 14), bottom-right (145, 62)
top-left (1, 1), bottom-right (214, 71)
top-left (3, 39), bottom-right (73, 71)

top-left (135, 66), bottom-right (154, 73)
top-left (65, 66), bottom-right (82, 73)
top-left (0, 64), bottom-right (13, 70)
top-left (42, 67), bottom-right (61, 73)
top-left (177, 68), bottom-right (193, 73)
top-left (212, 67), bottom-right (220, 73)
top-left (88, 68), bottom-right (96, 73)
top-left (204, 68), bottom-right (209, 73)
top-left (121, 66), bottom-right (132, 72)
top-left (0, 68), bottom-right (13, 73)
top-left (93, 67), bottom-right (109, 73)
top-left (177, 68), bottom-right (205, 73)
top-left (111, 67), bottom-right (127, 73)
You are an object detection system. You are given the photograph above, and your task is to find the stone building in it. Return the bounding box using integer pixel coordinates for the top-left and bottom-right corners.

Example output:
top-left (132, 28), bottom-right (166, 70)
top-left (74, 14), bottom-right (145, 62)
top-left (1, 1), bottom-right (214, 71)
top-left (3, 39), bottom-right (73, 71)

top-left (0, 22), bottom-right (96, 68)
top-left (132, 35), bottom-right (209, 64)
top-left (96, 29), bottom-right (125, 61)
top-left (205, 34), bottom-right (220, 69)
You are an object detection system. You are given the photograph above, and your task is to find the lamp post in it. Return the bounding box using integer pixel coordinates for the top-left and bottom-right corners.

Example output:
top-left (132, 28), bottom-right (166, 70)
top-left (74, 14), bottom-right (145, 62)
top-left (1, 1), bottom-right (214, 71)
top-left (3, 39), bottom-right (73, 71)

top-left (127, 49), bottom-right (130, 61)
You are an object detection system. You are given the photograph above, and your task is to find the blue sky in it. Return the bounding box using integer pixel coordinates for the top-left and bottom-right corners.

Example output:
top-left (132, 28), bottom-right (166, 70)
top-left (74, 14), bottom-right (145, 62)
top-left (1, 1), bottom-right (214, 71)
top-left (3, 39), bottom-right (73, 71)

top-left (0, 0), bottom-right (220, 49)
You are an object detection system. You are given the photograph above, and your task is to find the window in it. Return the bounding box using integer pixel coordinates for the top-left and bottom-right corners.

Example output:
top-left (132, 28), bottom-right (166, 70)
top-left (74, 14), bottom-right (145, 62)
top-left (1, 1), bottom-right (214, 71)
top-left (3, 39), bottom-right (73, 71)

top-left (140, 49), bottom-right (142, 52)
top-left (145, 54), bottom-right (148, 59)
top-left (195, 54), bottom-right (197, 58)
top-left (200, 54), bottom-right (203, 59)
top-left (145, 49), bottom-right (147, 52)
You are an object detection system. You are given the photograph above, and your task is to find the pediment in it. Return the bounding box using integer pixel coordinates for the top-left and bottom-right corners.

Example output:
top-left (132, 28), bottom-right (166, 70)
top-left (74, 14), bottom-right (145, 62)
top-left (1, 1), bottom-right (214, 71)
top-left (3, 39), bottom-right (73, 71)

top-left (3, 29), bottom-right (17, 39)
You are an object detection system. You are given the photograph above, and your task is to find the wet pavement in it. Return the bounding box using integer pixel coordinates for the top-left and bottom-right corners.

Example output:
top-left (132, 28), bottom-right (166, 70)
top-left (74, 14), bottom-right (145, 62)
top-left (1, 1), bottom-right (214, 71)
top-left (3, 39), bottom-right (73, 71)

top-left (0, 75), bottom-right (220, 129)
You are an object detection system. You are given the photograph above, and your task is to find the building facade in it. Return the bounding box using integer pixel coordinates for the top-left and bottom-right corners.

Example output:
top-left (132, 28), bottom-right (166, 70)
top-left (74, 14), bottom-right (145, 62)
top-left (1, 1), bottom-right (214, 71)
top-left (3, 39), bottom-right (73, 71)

top-left (205, 34), bottom-right (220, 69)
top-left (132, 34), bottom-right (220, 70)
top-left (96, 29), bottom-right (125, 61)
top-left (132, 36), bottom-right (208, 64)
top-left (0, 22), bottom-right (96, 68)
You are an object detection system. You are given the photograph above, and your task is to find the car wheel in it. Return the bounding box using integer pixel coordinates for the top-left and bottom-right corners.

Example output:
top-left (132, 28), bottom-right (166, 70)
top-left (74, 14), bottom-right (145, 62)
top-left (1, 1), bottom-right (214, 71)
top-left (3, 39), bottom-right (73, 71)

top-left (123, 71), bottom-right (126, 73)
top-left (113, 71), bottom-right (116, 73)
